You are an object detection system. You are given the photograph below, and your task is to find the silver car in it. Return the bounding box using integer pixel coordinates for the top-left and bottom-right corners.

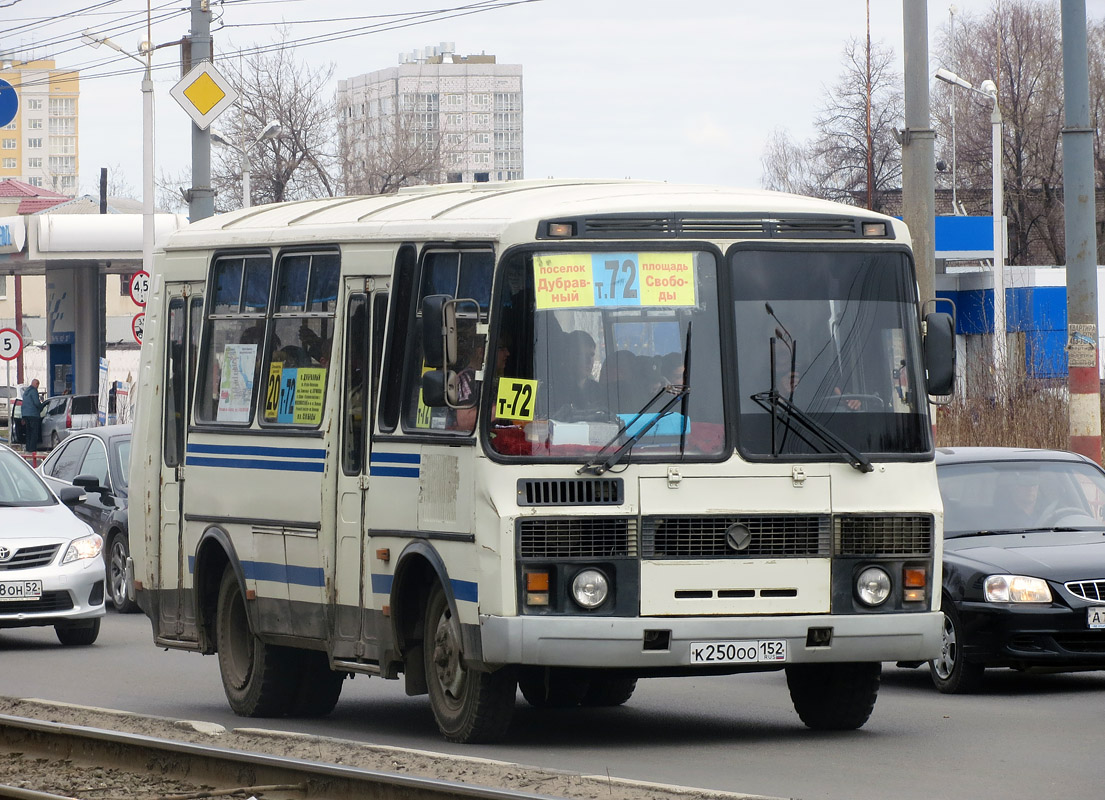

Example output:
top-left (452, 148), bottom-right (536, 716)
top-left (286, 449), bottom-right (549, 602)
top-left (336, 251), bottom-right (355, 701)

top-left (38, 394), bottom-right (99, 450)
top-left (0, 443), bottom-right (106, 645)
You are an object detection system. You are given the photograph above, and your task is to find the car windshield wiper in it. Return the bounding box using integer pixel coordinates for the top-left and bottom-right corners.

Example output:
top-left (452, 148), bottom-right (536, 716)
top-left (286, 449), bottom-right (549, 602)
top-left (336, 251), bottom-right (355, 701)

top-left (750, 389), bottom-right (873, 473)
top-left (578, 325), bottom-right (693, 476)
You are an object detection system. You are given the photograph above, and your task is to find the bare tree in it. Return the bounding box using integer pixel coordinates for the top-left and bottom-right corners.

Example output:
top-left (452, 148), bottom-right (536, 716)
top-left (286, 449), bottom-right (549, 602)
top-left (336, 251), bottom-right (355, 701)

top-left (212, 41), bottom-right (338, 211)
top-left (808, 37), bottom-right (903, 213)
top-left (760, 128), bottom-right (814, 195)
top-left (933, 1), bottom-right (1066, 266)
top-left (760, 37), bottom-right (902, 213)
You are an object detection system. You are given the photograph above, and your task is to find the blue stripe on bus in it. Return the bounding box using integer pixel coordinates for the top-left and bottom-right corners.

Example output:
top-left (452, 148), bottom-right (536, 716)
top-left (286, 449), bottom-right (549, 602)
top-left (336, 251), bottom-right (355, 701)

top-left (187, 443), bottom-right (326, 460)
top-left (370, 573), bottom-right (478, 603)
top-left (370, 452), bottom-right (420, 464)
top-left (369, 465), bottom-right (420, 478)
top-left (186, 557), bottom-right (324, 588)
top-left (186, 456), bottom-right (326, 473)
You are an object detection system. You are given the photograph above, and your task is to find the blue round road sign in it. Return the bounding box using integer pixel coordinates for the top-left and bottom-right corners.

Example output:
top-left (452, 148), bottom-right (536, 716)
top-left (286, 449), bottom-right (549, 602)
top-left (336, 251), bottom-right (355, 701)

top-left (0, 80), bottom-right (18, 129)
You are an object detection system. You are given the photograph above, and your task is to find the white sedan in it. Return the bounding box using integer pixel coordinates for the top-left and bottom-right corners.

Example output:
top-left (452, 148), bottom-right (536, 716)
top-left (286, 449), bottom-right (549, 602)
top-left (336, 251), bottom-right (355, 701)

top-left (0, 443), bottom-right (106, 645)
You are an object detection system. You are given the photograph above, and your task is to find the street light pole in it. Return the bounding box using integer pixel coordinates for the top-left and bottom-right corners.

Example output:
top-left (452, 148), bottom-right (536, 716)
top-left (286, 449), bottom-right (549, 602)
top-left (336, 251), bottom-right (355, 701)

top-left (935, 68), bottom-right (1005, 380)
top-left (82, 31), bottom-right (154, 275)
top-left (211, 120), bottom-right (281, 209)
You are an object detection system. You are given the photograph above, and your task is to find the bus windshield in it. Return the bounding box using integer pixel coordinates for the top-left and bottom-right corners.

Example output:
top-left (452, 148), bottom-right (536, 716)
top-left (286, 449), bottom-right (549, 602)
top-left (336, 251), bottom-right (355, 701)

top-left (487, 249), bottom-right (725, 460)
top-left (732, 248), bottom-right (929, 458)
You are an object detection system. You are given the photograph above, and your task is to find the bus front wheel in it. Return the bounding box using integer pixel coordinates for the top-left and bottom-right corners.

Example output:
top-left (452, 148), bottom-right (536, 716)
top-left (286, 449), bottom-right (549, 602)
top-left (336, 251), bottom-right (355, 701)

top-left (423, 582), bottom-right (516, 743)
top-left (785, 662), bottom-right (880, 730)
top-left (215, 566), bottom-right (297, 717)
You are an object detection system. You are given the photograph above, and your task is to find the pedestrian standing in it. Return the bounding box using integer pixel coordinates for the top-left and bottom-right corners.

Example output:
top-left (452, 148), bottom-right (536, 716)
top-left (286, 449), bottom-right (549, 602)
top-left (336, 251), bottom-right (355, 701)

top-left (22, 378), bottom-right (44, 452)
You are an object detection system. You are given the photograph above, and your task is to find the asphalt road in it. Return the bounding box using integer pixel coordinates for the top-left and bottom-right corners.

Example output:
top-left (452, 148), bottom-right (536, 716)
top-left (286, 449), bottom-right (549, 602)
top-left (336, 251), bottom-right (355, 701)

top-left (2, 612), bottom-right (1102, 800)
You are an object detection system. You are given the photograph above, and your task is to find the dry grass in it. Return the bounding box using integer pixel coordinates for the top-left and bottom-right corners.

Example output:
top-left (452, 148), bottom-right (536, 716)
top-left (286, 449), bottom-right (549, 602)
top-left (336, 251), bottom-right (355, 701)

top-left (934, 378), bottom-right (1072, 451)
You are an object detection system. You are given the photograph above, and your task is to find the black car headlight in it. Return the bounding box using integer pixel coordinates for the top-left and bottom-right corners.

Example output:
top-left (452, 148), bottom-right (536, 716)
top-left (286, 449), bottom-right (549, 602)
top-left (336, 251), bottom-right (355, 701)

top-left (984, 575), bottom-right (1052, 603)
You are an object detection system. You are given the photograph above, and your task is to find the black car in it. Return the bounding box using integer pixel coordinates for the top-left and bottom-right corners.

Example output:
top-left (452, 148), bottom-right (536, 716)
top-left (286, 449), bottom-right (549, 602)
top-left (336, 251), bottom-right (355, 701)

top-left (37, 424), bottom-right (137, 612)
top-left (925, 446), bottom-right (1105, 692)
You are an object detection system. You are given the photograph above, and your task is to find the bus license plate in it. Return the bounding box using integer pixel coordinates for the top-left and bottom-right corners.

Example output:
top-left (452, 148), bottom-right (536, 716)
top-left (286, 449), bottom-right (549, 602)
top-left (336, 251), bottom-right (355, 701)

top-left (689, 640), bottom-right (787, 664)
top-left (0, 580), bottom-right (43, 601)
top-left (1089, 607), bottom-right (1105, 629)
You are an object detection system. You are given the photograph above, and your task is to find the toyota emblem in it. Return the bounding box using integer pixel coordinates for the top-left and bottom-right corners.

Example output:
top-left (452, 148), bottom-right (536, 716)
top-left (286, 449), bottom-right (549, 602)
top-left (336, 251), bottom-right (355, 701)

top-left (0, 546), bottom-right (11, 562)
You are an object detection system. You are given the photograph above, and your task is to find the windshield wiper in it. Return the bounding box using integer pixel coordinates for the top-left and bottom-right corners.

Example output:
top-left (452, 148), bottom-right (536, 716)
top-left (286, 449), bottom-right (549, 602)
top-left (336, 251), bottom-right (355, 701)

top-left (577, 383), bottom-right (690, 475)
top-left (750, 390), bottom-right (873, 473)
top-left (579, 325), bottom-right (693, 476)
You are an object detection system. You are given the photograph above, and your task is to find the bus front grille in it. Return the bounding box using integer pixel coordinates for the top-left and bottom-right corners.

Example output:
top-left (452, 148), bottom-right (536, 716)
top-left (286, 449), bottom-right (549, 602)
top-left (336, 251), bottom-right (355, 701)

top-left (834, 515), bottom-right (934, 556)
top-left (518, 518), bottom-right (637, 558)
top-left (641, 515), bottom-right (831, 558)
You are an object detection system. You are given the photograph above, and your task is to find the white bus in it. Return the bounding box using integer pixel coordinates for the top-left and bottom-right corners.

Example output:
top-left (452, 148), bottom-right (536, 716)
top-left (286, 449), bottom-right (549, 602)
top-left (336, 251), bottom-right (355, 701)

top-left (130, 180), bottom-right (955, 743)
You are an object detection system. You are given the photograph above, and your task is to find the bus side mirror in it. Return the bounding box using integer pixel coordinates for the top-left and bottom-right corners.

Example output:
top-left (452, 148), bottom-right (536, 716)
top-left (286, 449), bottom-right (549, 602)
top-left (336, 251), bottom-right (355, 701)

top-left (422, 294), bottom-right (457, 369)
top-left (421, 368), bottom-right (458, 407)
top-left (923, 311), bottom-right (955, 396)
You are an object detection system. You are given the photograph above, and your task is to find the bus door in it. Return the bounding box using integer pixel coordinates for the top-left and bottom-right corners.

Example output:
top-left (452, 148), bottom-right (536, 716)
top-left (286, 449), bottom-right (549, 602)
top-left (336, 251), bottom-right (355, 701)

top-left (159, 285), bottom-right (204, 640)
top-left (332, 279), bottom-right (386, 662)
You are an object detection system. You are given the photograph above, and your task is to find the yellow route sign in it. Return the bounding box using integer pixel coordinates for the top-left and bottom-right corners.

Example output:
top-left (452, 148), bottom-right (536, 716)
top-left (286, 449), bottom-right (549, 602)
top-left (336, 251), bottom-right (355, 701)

top-left (170, 60), bottom-right (239, 130)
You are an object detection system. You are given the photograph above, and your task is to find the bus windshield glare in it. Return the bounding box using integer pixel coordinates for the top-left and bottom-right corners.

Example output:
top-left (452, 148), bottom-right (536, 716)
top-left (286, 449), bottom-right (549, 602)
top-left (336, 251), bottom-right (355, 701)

top-left (487, 249), bottom-right (726, 460)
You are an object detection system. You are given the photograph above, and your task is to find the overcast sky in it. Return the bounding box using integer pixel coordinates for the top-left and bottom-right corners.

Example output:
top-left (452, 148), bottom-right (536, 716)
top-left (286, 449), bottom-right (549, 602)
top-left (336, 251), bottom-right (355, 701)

top-left (7, 0), bottom-right (1105, 204)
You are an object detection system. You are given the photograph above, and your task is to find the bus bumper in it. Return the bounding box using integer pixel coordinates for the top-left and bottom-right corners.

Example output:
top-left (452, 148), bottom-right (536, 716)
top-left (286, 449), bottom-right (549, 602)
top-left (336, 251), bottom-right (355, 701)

top-left (479, 611), bottom-right (941, 667)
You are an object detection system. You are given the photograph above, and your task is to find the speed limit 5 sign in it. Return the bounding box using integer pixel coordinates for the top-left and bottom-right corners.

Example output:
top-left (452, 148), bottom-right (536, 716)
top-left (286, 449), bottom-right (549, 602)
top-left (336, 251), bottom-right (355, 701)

top-left (0, 328), bottom-right (22, 361)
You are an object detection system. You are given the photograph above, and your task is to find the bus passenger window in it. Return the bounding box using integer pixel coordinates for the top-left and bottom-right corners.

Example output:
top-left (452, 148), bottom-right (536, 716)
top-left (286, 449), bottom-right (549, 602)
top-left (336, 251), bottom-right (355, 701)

top-left (342, 295), bottom-right (368, 475)
top-left (195, 255), bottom-right (272, 424)
top-left (263, 252), bottom-right (340, 427)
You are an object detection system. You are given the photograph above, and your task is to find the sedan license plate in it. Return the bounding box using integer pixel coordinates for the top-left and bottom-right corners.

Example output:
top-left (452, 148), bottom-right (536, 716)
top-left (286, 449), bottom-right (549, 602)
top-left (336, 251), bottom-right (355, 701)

top-left (690, 640), bottom-right (787, 664)
top-left (1089, 607), bottom-right (1105, 629)
top-left (0, 580), bottom-right (43, 601)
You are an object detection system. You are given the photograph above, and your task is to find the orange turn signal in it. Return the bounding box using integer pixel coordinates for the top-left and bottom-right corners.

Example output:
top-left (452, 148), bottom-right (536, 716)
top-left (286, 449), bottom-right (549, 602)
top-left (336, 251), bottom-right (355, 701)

top-left (903, 567), bottom-right (927, 588)
top-left (526, 571), bottom-right (550, 592)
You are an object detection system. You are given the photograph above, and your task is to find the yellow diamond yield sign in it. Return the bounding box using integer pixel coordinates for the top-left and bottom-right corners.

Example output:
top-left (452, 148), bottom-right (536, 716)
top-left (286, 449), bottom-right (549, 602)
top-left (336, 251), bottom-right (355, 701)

top-left (170, 60), bottom-right (239, 130)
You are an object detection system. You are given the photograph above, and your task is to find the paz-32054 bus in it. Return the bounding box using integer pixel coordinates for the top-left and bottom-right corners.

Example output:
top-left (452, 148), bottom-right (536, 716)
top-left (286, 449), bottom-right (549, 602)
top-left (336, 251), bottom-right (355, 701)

top-left (130, 180), bottom-right (955, 743)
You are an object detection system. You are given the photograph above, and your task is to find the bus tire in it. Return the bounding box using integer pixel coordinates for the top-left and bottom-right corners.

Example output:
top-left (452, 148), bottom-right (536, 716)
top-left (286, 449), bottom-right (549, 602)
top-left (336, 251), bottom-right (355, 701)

top-left (582, 675), bottom-right (637, 707)
top-left (786, 662), bottom-right (880, 731)
top-left (215, 566), bottom-right (297, 717)
top-left (518, 667), bottom-right (590, 708)
top-left (290, 650), bottom-right (345, 717)
top-left (423, 582), bottom-right (516, 743)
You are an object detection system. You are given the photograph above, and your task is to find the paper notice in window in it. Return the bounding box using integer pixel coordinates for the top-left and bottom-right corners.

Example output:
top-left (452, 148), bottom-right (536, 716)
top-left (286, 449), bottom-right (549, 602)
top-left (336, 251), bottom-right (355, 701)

top-left (217, 343), bottom-right (257, 422)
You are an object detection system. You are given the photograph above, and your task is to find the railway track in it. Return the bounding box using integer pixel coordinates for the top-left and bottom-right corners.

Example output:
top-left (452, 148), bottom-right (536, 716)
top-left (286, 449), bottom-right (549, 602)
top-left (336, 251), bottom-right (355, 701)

top-left (0, 713), bottom-right (562, 800)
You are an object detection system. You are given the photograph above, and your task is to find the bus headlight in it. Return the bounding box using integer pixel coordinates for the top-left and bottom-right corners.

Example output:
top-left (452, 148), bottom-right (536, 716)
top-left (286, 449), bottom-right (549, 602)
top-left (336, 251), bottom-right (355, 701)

top-left (571, 568), bottom-right (609, 609)
top-left (856, 566), bottom-right (892, 606)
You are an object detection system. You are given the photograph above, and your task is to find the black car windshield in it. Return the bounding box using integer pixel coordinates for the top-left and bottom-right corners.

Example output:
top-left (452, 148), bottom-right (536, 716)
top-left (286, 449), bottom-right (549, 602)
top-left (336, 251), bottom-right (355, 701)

top-left (487, 249), bottom-right (725, 461)
top-left (732, 248), bottom-right (929, 459)
top-left (938, 459), bottom-right (1105, 535)
top-left (0, 447), bottom-right (56, 506)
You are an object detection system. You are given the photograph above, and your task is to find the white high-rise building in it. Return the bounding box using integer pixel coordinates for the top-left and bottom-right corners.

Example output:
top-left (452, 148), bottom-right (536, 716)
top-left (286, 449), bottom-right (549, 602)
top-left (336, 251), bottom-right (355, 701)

top-left (337, 44), bottom-right (522, 191)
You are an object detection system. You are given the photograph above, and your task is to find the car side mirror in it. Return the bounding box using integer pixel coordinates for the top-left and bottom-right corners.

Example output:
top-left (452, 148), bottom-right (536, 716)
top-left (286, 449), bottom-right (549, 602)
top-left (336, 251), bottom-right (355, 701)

top-left (57, 486), bottom-right (87, 507)
top-left (73, 474), bottom-right (107, 495)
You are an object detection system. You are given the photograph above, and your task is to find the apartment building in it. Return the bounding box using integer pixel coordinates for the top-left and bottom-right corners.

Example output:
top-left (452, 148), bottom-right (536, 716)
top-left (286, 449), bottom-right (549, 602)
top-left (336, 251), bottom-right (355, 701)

top-left (337, 44), bottom-right (522, 189)
top-left (0, 56), bottom-right (80, 196)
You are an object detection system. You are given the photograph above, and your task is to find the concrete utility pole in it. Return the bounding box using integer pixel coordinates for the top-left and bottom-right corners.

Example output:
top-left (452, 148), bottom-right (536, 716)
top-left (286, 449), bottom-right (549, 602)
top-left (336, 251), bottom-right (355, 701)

top-left (189, 0), bottom-right (214, 221)
top-left (1060, 0), bottom-right (1102, 463)
top-left (901, 0), bottom-right (936, 309)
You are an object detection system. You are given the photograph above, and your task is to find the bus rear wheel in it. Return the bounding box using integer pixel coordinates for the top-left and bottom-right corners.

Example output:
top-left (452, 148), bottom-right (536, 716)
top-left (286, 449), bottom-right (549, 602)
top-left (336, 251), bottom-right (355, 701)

top-left (215, 566), bottom-right (297, 717)
top-left (423, 582), bottom-right (516, 743)
top-left (786, 662), bottom-right (880, 730)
